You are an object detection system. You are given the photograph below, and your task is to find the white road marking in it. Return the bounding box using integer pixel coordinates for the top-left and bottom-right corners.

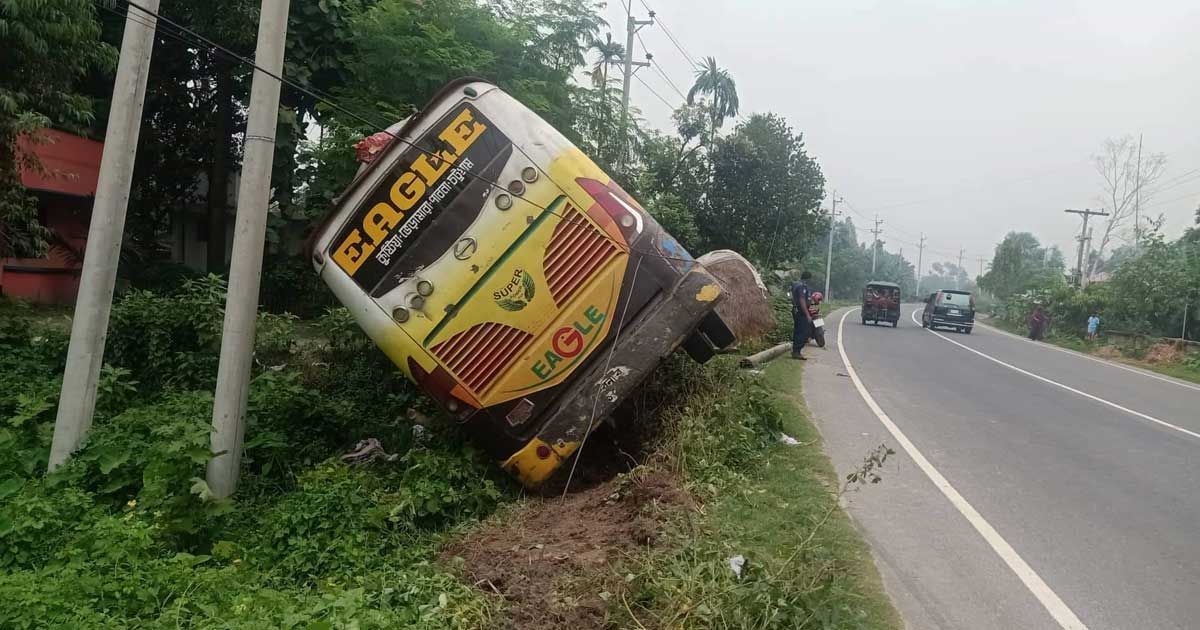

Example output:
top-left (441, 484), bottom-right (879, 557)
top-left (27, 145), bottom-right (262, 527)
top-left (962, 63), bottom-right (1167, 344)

top-left (975, 320), bottom-right (1200, 393)
top-left (911, 309), bottom-right (1200, 441)
top-left (838, 309), bottom-right (1089, 630)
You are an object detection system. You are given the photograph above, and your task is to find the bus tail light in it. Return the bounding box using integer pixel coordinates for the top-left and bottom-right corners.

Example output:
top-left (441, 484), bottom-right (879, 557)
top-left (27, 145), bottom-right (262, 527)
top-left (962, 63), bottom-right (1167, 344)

top-left (576, 177), bottom-right (643, 241)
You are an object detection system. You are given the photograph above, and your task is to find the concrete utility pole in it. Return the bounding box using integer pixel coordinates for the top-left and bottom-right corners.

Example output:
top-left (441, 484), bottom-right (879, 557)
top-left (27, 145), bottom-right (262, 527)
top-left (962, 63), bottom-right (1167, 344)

top-left (48, 1), bottom-right (161, 471)
top-left (207, 0), bottom-right (291, 498)
top-left (1065, 208), bottom-right (1109, 288)
top-left (620, 3), bottom-right (653, 159)
top-left (915, 233), bottom-right (926, 296)
top-left (978, 256), bottom-right (986, 279)
top-left (957, 247), bottom-right (965, 289)
top-left (823, 191), bottom-right (841, 300)
top-left (1134, 132), bottom-right (1143, 250)
top-left (870, 215), bottom-right (883, 275)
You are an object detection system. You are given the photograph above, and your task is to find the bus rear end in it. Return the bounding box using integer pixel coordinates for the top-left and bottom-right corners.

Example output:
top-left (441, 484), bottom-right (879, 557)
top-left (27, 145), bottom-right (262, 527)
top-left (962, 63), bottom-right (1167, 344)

top-left (310, 79), bottom-right (734, 486)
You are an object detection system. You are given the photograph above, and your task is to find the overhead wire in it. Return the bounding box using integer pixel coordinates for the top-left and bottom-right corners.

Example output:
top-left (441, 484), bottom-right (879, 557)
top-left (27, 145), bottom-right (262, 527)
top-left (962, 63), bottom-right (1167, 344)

top-left (632, 74), bottom-right (677, 110)
top-left (635, 0), bottom-right (699, 68)
top-left (100, 0), bottom-right (705, 265)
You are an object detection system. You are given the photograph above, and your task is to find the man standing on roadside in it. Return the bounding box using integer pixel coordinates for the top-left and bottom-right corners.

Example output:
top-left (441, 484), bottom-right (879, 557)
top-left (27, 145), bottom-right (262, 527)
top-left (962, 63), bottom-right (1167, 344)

top-left (791, 271), bottom-right (814, 360)
top-left (1087, 313), bottom-right (1100, 340)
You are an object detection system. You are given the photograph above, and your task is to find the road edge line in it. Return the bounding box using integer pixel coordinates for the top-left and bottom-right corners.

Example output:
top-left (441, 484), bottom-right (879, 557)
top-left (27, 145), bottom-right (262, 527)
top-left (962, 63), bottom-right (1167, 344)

top-left (974, 320), bottom-right (1200, 393)
top-left (838, 308), bottom-right (1089, 630)
top-left (911, 310), bottom-right (1200, 441)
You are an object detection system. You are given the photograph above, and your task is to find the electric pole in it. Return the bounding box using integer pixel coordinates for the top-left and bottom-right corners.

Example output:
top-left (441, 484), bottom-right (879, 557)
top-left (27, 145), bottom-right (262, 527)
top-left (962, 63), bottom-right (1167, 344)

top-left (870, 215), bottom-right (883, 275)
top-left (823, 191), bottom-right (841, 300)
top-left (1134, 132), bottom-right (1143, 250)
top-left (49, 1), bottom-right (161, 471)
top-left (208, 0), bottom-right (291, 498)
top-left (620, 4), bottom-right (653, 160)
top-left (915, 234), bottom-right (926, 296)
top-left (978, 256), bottom-right (986, 280)
top-left (957, 247), bottom-right (965, 289)
top-left (1065, 208), bottom-right (1109, 288)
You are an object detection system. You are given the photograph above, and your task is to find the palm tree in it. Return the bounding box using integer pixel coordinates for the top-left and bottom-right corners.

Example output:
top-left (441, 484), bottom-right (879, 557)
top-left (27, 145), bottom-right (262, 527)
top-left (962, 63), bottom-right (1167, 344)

top-left (588, 34), bottom-right (624, 159)
top-left (589, 33), bottom-right (625, 90)
top-left (686, 56), bottom-right (739, 146)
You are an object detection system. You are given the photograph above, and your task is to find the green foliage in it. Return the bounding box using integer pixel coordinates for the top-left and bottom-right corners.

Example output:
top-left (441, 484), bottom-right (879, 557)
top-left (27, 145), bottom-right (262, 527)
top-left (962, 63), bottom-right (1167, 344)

top-left (997, 230), bottom-right (1198, 341)
top-left (0, 295), bottom-right (505, 628)
top-left (104, 275), bottom-right (298, 390)
top-left (616, 361), bottom-right (901, 630)
top-left (979, 232), bottom-right (1066, 299)
top-left (660, 359), bottom-right (784, 495)
top-left (702, 114), bottom-right (826, 267)
top-left (0, 0), bottom-right (115, 256)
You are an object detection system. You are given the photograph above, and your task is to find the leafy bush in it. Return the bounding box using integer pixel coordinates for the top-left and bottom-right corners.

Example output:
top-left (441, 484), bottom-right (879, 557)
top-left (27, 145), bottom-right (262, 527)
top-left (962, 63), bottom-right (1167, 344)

top-left (259, 253), bottom-right (337, 319)
top-left (659, 358), bottom-right (785, 494)
top-left (105, 275), bottom-right (297, 391)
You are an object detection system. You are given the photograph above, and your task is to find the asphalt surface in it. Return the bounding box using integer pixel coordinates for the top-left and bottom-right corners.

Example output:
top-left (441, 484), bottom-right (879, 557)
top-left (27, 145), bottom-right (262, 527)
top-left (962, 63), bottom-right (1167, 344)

top-left (801, 304), bottom-right (1200, 630)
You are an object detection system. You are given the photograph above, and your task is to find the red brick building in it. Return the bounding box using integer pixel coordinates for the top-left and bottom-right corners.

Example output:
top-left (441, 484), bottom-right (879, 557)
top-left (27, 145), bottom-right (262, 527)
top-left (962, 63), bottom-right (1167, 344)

top-left (0, 130), bottom-right (102, 304)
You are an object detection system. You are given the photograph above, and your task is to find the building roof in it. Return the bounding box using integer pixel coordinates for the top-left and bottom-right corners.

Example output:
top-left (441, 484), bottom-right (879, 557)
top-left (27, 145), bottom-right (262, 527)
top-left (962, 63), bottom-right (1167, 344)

top-left (17, 129), bottom-right (103, 197)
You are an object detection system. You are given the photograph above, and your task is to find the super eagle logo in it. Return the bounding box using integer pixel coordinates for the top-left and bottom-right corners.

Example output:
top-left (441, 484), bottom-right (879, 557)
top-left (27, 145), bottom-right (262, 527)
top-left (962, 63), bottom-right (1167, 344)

top-left (494, 268), bottom-right (536, 312)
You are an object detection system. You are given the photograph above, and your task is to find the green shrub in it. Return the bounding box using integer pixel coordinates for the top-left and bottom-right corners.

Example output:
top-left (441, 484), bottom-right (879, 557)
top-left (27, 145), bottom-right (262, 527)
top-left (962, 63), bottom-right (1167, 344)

top-left (49, 391), bottom-right (227, 538)
top-left (105, 275), bottom-right (297, 391)
top-left (260, 253), bottom-right (337, 318)
top-left (660, 359), bottom-right (785, 493)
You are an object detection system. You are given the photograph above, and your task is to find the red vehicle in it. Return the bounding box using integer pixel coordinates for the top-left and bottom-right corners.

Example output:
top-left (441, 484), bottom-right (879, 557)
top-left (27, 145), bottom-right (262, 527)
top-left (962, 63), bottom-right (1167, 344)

top-left (862, 281), bottom-right (901, 327)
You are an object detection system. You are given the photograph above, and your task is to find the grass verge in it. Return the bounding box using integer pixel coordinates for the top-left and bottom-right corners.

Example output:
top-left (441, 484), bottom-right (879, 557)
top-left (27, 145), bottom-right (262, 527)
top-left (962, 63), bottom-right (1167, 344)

top-left (982, 316), bottom-right (1200, 385)
top-left (613, 357), bottom-right (902, 629)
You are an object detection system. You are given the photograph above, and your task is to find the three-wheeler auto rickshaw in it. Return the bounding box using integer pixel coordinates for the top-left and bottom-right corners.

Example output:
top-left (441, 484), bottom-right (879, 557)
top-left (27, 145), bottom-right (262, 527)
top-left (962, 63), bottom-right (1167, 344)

top-left (861, 281), bottom-right (901, 327)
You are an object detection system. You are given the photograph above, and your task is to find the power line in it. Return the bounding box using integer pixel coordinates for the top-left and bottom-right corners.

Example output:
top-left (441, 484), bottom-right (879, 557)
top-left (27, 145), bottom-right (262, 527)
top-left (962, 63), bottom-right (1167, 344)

top-left (101, 0), bottom-right (702, 269)
top-left (635, 0), bottom-right (699, 69)
top-left (649, 58), bottom-right (688, 102)
top-left (632, 73), bottom-right (676, 110)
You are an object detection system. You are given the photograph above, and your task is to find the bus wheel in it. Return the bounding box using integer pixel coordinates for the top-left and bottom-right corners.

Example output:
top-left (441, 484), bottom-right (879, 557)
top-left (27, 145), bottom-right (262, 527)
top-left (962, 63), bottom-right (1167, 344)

top-left (681, 332), bottom-right (717, 363)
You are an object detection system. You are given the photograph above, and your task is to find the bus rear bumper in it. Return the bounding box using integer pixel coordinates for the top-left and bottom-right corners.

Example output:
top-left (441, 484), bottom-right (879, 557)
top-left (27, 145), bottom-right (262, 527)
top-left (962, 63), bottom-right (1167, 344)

top-left (502, 266), bottom-right (725, 486)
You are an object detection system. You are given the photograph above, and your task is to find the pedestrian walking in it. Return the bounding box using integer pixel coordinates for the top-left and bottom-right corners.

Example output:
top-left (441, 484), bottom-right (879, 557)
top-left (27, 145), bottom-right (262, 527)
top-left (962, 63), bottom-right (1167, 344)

top-left (1028, 304), bottom-right (1048, 341)
top-left (791, 271), bottom-right (814, 359)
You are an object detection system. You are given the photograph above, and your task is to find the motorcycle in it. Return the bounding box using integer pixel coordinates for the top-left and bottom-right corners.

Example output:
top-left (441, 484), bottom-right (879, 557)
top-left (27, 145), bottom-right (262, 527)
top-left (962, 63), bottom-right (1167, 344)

top-left (808, 291), bottom-right (826, 348)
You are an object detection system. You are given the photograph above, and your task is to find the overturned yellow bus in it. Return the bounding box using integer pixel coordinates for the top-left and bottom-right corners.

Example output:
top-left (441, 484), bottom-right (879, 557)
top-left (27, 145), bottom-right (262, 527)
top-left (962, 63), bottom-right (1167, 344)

top-left (310, 78), bottom-right (735, 486)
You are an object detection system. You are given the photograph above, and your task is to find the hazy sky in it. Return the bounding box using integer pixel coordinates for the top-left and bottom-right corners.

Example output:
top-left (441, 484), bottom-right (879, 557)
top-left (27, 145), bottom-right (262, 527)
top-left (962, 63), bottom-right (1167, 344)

top-left (601, 0), bottom-right (1200, 270)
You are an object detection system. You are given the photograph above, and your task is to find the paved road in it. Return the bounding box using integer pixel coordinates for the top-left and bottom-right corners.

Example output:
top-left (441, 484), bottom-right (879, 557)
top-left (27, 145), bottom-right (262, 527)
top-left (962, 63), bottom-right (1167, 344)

top-left (802, 304), bottom-right (1200, 630)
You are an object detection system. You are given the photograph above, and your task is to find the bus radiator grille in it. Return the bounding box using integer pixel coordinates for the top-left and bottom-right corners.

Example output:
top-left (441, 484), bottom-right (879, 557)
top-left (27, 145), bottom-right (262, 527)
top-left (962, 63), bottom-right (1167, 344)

top-left (431, 322), bottom-right (534, 394)
top-left (543, 207), bottom-right (619, 306)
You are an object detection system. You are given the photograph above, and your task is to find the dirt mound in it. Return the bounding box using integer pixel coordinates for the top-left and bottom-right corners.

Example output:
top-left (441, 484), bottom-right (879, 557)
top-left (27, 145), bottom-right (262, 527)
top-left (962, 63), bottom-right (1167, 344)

top-left (1093, 345), bottom-right (1123, 359)
top-left (443, 469), bottom-right (689, 630)
top-left (1144, 342), bottom-right (1182, 364)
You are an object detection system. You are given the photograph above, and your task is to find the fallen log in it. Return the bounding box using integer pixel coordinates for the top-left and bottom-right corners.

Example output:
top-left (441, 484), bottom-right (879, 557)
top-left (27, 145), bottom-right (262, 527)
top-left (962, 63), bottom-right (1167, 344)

top-left (739, 342), bottom-right (791, 369)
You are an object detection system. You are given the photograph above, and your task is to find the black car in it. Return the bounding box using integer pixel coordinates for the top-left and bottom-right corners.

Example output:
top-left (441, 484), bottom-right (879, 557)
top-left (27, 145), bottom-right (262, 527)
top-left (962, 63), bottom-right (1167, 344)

top-left (921, 290), bottom-right (975, 333)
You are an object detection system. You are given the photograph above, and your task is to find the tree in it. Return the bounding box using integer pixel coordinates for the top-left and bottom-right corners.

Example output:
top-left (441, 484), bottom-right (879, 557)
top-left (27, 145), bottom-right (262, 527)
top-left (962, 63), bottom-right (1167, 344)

top-left (0, 0), bottom-right (115, 257)
top-left (1088, 135), bottom-right (1168, 277)
top-left (979, 232), bottom-right (1066, 299)
top-left (583, 33), bottom-right (623, 162)
top-left (920, 262), bottom-right (974, 294)
top-left (700, 114), bottom-right (825, 265)
top-left (587, 33), bottom-right (623, 89)
top-left (686, 56), bottom-right (738, 146)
